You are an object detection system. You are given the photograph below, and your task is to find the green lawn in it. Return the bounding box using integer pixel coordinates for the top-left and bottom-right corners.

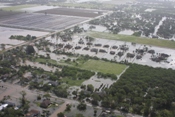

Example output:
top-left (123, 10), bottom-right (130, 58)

top-left (2, 4), bottom-right (38, 11)
top-left (61, 77), bottom-right (85, 86)
top-left (35, 58), bottom-right (126, 75)
top-left (87, 31), bottom-right (175, 49)
top-left (35, 58), bottom-right (57, 64)
top-left (50, 3), bottom-right (115, 9)
top-left (80, 59), bottom-right (127, 75)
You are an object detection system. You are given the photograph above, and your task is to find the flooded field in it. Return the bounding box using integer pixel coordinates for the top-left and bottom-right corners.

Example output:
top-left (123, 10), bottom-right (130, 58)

top-left (80, 24), bottom-right (107, 32)
top-left (118, 30), bottom-right (134, 35)
top-left (0, 26), bottom-right (48, 45)
top-left (82, 75), bottom-right (115, 89)
top-left (45, 34), bottom-right (175, 70)
top-left (36, 7), bottom-right (107, 18)
top-left (0, 11), bottom-right (88, 32)
top-left (20, 5), bottom-right (59, 13)
top-left (0, 3), bottom-right (11, 8)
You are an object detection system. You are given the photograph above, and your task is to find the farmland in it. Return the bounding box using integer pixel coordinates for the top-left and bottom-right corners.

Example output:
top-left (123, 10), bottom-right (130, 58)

top-left (36, 7), bottom-right (107, 18)
top-left (0, 11), bottom-right (88, 32)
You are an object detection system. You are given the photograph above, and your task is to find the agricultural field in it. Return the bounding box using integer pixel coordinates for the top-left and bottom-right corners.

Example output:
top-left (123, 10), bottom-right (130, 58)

top-left (0, 10), bottom-right (88, 32)
top-left (36, 7), bottom-right (108, 18)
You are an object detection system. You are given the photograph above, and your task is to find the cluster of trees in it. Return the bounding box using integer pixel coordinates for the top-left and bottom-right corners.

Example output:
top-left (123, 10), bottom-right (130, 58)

top-left (157, 18), bottom-right (175, 39)
top-left (103, 64), bottom-right (175, 116)
top-left (61, 66), bottom-right (95, 80)
top-left (9, 34), bottom-right (36, 41)
top-left (89, 2), bottom-right (175, 39)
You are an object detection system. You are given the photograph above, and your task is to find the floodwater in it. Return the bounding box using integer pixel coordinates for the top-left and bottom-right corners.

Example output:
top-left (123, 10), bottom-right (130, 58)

top-left (74, 0), bottom-right (111, 3)
top-left (0, 26), bottom-right (48, 45)
top-left (145, 9), bottom-right (156, 12)
top-left (82, 75), bottom-right (116, 89)
top-left (118, 30), bottom-right (134, 35)
top-left (81, 24), bottom-right (107, 32)
top-left (153, 17), bottom-right (167, 36)
top-left (0, 3), bottom-right (10, 8)
top-left (44, 34), bottom-right (175, 70)
top-left (20, 60), bottom-right (57, 72)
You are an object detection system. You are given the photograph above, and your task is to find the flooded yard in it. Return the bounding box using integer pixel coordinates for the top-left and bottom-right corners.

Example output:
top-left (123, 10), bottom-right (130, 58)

top-left (0, 26), bottom-right (48, 45)
top-left (45, 34), bottom-right (175, 70)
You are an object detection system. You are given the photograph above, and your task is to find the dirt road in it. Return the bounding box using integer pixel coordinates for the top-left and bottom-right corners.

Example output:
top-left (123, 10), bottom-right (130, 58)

top-left (50, 102), bottom-right (67, 117)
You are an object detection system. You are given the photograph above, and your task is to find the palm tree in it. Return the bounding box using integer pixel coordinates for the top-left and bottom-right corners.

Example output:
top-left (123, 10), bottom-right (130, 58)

top-left (20, 91), bottom-right (26, 106)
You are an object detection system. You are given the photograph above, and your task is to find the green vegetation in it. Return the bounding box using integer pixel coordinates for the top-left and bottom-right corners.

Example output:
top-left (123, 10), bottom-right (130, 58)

top-left (102, 64), bottom-right (175, 116)
top-left (35, 57), bottom-right (126, 75)
top-left (49, 3), bottom-right (114, 9)
top-left (87, 31), bottom-right (175, 49)
top-left (81, 59), bottom-right (126, 75)
top-left (1, 4), bottom-right (38, 11)
top-left (61, 77), bottom-right (85, 86)
top-left (9, 35), bottom-right (36, 41)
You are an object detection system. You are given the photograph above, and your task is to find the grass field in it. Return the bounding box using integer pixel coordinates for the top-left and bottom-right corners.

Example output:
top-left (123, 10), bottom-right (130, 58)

top-left (61, 77), bottom-right (85, 86)
top-left (80, 59), bottom-right (127, 75)
top-left (50, 3), bottom-right (115, 9)
top-left (1, 4), bottom-right (38, 11)
top-left (35, 58), bottom-right (126, 75)
top-left (87, 31), bottom-right (175, 49)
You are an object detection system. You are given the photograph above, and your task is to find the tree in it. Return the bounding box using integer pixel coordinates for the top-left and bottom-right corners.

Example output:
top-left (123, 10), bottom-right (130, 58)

top-left (26, 45), bottom-right (35, 54)
top-left (57, 112), bottom-right (64, 117)
top-left (20, 91), bottom-right (26, 106)
top-left (77, 103), bottom-right (87, 111)
top-left (65, 104), bottom-right (71, 111)
top-left (87, 84), bottom-right (94, 92)
top-left (75, 113), bottom-right (85, 117)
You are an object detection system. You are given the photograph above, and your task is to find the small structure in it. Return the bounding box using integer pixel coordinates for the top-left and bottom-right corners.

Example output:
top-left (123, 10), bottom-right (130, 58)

top-left (117, 51), bottom-right (124, 57)
top-left (110, 51), bottom-right (115, 55)
top-left (78, 38), bottom-right (84, 44)
top-left (127, 53), bottom-right (135, 58)
top-left (94, 43), bottom-right (102, 47)
top-left (83, 47), bottom-right (89, 50)
top-left (74, 46), bottom-right (81, 50)
top-left (48, 81), bottom-right (58, 87)
top-left (40, 99), bottom-right (51, 108)
top-left (56, 43), bottom-right (64, 49)
top-left (86, 42), bottom-right (93, 46)
top-left (112, 45), bottom-right (118, 49)
top-left (148, 49), bottom-right (155, 54)
top-left (64, 44), bottom-right (72, 49)
top-left (136, 55), bottom-right (142, 59)
top-left (25, 109), bottom-right (40, 117)
top-left (103, 45), bottom-right (110, 48)
top-left (99, 49), bottom-right (107, 53)
top-left (90, 48), bottom-right (98, 53)
top-left (120, 45), bottom-right (129, 51)
top-left (0, 104), bottom-right (8, 111)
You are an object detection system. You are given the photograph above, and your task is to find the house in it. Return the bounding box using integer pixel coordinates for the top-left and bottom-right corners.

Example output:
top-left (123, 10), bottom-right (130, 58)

top-left (25, 109), bottom-right (40, 117)
top-left (40, 99), bottom-right (51, 108)
top-left (0, 104), bottom-right (8, 111)
top-left (48, 81), bottom-right (58, 87)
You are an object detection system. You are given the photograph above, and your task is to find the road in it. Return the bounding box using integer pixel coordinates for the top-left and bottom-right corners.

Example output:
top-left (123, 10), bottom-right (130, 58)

top-left (0, 81), bottom-right (142, 117)
top-left (0, 10), bottom-right (142, 117)
top-left (0, 10), bottom-right (113, 54)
